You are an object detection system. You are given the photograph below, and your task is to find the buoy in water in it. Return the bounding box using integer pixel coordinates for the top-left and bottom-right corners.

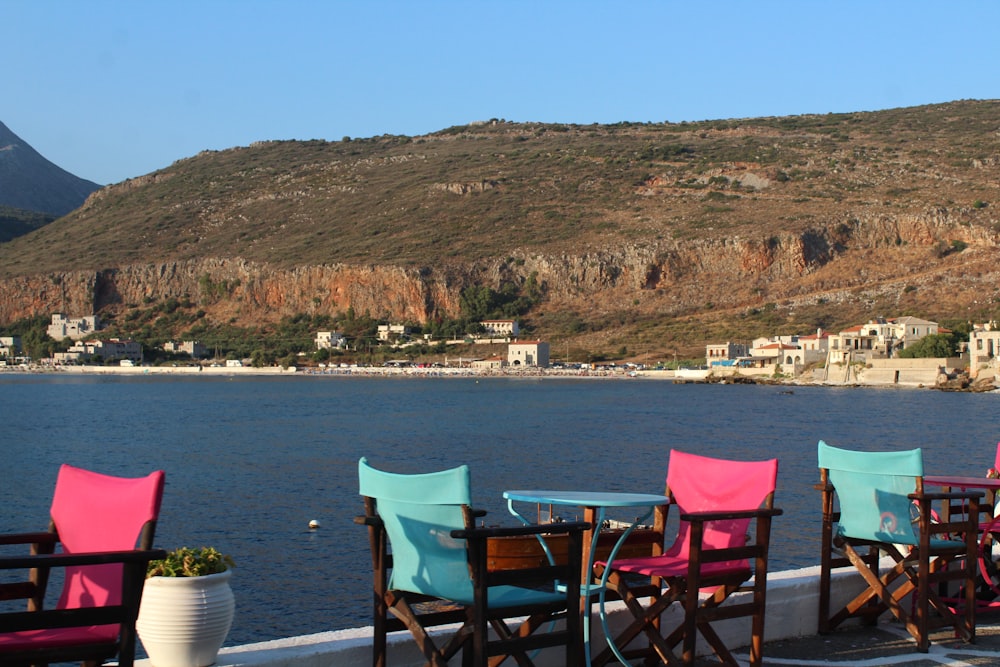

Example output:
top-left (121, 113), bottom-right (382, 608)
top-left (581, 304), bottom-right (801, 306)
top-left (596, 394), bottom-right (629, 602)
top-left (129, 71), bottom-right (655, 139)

top-left (308, 519), bottom-right (320, 530)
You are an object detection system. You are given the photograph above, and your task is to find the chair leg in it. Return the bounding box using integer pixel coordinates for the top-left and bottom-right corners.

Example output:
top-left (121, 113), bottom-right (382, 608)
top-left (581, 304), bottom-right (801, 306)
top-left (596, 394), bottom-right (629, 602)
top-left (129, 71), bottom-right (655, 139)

top-left (750, 588), bottom-right (766, 667)
top-left (681, 582), bottom-right (698, 666)
top-left (916, 551), bottom-right (929, 653)
top-left (388, 596), bottom-right (452, 667)
top-left (373, 594), bottom-right (387, 667)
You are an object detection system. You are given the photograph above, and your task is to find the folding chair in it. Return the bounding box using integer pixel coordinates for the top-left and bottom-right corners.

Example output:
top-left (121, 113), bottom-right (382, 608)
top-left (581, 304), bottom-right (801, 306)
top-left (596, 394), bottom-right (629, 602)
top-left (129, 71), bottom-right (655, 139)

top-left (0, 464), bottom-right (166, 667)
top-left (817, 440), bottom-right (981, 652)
top-left (356, 457), bottom-right (589, 667)
top-left (593, 449), bottom-right (781, 667)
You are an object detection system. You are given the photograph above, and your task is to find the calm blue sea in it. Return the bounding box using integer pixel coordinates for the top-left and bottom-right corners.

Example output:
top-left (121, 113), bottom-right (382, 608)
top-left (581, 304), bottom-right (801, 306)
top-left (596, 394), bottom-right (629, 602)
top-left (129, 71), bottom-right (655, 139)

top-left (1, 374), bottom-right (997, 646)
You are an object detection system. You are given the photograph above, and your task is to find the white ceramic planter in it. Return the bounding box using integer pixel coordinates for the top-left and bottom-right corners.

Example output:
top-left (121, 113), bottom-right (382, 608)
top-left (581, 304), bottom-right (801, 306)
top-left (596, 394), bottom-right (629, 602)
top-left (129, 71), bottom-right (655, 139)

top-left (137, 570), bottom-right (235, 667)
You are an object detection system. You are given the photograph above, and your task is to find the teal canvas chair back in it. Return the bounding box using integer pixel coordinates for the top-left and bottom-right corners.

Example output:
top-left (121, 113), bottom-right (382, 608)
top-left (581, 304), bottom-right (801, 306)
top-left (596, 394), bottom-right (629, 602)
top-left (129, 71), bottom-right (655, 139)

top-left (358, 457), bottom-right (475, 603)
top-left (818, 440), bottom-right (923, 545)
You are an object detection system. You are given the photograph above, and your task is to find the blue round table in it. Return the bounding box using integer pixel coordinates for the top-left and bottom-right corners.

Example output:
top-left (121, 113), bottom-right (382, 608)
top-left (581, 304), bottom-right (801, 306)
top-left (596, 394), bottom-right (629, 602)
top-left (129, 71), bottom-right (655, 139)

top-left (503, 489), bottom-right (669, 665)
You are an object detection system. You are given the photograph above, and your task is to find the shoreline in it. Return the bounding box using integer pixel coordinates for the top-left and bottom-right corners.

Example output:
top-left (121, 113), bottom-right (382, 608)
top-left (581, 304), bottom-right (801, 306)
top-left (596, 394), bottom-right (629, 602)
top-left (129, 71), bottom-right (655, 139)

top-left (2, 362), bottom-right (992, 391)
top-left (0, 363), bottom-right (650, 380)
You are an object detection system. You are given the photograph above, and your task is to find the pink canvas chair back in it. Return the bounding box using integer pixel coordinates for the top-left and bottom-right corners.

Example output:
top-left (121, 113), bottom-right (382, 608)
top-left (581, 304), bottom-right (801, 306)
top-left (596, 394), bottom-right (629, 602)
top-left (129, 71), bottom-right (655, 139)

top-left (994, 441), bottom-right (1000, 471)
top-left (50, 464), bottom-right (165, 611)
top-left (664, 449), bottom-right (778, 560)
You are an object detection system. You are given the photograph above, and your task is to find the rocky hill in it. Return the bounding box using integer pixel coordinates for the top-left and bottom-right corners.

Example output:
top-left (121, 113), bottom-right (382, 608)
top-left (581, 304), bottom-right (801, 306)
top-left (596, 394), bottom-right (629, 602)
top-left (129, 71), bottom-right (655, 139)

top-left (0, 121), bottom-right (100, 220)
top-left (0, 101), bottom-right (998, 359)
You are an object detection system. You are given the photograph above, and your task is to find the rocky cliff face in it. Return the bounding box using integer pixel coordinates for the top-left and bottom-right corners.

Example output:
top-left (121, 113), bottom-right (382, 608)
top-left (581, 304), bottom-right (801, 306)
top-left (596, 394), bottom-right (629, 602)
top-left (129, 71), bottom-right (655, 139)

top-left (2, 208), bottom-right (994, 339)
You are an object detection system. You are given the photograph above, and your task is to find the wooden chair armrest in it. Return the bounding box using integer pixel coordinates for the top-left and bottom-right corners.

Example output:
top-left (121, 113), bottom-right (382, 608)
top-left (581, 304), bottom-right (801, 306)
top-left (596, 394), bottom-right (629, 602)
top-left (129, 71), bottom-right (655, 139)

top-left (0, 548), bottom-right (166, 570)
top-left (0, 532), bottom-right (57, 547)
top-left (680, 508), bottom-right (783, 522)
top-left (452, 521), bottom-right (591, 540)
top-left (1, 606), bottom-right (134, 633)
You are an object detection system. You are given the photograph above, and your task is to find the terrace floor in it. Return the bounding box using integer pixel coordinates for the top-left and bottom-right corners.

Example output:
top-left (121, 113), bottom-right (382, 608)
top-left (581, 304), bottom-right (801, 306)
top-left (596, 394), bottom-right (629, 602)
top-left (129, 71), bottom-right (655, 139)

top-left (723, 619), bottom-right (1000, 666)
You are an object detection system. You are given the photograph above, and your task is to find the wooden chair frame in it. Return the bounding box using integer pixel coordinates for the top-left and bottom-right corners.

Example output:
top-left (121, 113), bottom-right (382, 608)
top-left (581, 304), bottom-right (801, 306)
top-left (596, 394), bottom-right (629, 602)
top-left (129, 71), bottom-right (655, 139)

top-left (595, 504), bottom-right (781, 667)
top-left (358, 496), bottom-right (589, 667)
top-left (818, 464), bottom-right (982, 652)
top-left (593, 452), bottom-right (781, 667)
top-left (0, 523), bottom-right (165, 667)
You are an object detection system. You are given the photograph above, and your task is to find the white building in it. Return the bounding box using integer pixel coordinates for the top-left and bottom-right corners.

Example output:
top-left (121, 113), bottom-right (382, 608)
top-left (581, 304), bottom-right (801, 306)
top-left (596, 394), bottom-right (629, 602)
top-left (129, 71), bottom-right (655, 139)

top-left (47, 313), bottom-right (100, 341)
top-left (889, 316), bottom-right (939, 350)
top-left (0, 336), bottom-right (21, 359)
top-left (377, 324), bottom-right (409, 342)
top-left (751, 342), bottom-right (803, 367)
top-left (706, 342), bottom-right (749, 365)
top-left (480, 320), bottom-right (520, 338)
top-left (828, 317), bottom-right (939, 364)
top-left (56, 338), bottom-right (142, 363)
top-left (315, 331), bottom-right (347, 350)
top-left (796, 329), bottom-right (830, 365)
top-left (508, 340), bottom-right (550, 368)
top-left (828, 319), bottom-right (895, 364)
top-left (969, 322), bottom-right (1000, 378)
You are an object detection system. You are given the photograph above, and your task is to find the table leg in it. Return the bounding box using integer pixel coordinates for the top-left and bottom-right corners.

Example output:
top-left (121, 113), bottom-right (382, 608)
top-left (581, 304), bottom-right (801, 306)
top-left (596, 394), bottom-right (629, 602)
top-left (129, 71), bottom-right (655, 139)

top-left (597, 505), bottom-right (658, 666)
top-left (580, 506), bottom-right (604, 667)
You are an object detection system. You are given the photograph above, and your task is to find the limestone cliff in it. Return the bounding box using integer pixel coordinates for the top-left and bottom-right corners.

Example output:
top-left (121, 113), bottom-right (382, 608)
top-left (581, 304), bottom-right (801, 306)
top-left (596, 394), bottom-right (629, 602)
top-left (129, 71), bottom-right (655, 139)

top-left (2, 208), bottom-right (995, 346)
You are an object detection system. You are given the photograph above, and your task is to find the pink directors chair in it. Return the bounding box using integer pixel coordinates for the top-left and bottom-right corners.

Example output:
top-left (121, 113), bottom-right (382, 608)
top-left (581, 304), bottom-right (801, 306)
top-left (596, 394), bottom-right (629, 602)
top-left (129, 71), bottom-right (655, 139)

top-left (0, 464), bottom-right (166, 667)
top-left (593, 449), bottom-right (781, 667)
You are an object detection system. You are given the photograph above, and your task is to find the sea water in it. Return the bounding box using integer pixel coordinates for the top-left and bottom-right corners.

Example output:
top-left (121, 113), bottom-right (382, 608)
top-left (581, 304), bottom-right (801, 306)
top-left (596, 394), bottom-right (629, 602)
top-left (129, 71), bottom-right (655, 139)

top-left (1, 373), bottom-right (997, 645)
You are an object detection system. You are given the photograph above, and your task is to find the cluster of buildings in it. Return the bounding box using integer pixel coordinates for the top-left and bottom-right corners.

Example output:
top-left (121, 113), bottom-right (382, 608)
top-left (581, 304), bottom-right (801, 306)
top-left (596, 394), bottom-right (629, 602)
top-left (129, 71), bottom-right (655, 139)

top-left (4, 314), bottom-right (551, 369)
top-left (319, 319), bottom-right (550, 368)
top-left (707, 316), bottom-right (946, 372)
top-left (469, 340), bottom-right (550, 369)
top-left (30, 312), bottom-right (1000, 377)
top-left (707, 315), bottom-right (1000, 381)
top-left (43, 314), bottom-right (205, 365)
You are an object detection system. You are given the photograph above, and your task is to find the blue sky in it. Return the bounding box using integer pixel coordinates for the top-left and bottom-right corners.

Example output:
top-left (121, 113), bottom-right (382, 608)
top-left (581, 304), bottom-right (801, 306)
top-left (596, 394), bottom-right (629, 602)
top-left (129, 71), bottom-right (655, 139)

top-left (5, 0), bottom-right (999, 185)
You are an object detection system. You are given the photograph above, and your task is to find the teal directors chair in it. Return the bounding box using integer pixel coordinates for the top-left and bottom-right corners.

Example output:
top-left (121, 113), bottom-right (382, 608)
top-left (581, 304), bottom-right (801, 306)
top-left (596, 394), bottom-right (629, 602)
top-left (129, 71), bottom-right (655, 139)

top-left (356, 457), bottom-right (589, 667)
top-left (817, 440), bottom-right (981, 652)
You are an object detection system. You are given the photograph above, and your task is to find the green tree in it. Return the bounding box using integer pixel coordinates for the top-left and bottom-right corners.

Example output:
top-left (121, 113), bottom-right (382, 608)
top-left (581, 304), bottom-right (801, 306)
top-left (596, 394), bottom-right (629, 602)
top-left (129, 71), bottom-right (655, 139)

top-left (897, 333), bottom-right (956, 358)
top-left (250, 349), bottom-right (272, 367)
top-left (459, 285), bottom-right (496, 320)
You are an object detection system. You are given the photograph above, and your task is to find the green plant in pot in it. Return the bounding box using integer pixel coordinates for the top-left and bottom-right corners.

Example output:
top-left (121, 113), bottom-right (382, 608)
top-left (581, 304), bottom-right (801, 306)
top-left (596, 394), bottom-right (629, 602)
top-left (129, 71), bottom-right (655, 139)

top-left (137, 547), bottom-right (236, 667)
top-left (146, 546), bottom-right (235, 578)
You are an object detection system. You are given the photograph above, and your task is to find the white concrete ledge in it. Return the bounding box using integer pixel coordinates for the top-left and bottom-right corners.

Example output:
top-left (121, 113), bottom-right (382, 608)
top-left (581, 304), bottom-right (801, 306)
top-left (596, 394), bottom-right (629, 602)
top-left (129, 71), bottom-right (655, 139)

top-left (136, 565), bottom-right (873, 667)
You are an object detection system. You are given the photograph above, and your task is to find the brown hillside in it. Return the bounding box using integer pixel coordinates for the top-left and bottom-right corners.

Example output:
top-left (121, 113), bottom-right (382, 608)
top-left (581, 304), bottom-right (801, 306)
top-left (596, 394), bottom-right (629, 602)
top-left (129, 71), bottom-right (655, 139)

top-left (1, 101), bottom-right (999, 359)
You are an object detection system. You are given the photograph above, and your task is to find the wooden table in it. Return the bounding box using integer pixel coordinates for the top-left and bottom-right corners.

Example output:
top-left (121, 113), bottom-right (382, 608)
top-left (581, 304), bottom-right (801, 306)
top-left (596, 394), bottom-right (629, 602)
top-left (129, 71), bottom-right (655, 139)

top-left (925, 475), bottom-right (1000, 605)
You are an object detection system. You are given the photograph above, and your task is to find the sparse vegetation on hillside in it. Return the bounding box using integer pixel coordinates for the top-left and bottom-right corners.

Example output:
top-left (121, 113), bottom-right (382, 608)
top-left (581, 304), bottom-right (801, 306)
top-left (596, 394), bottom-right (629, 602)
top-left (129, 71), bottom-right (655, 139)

top-left (4, 101), bottom-right (998, 274)
top-left (1, 101), bottom-right (999, 359)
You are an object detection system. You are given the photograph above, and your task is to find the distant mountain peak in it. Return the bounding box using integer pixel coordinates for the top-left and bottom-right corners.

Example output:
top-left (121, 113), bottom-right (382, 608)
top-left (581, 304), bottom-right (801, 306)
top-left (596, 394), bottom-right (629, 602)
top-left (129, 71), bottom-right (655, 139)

top-left (0, 121), bottom-right (101, 219)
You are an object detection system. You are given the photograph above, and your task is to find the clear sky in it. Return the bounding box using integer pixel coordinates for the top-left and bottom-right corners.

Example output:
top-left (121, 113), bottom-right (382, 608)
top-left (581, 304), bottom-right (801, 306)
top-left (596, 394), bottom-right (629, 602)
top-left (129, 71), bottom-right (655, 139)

top-left (4, 0), bottom-right (999, 185)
